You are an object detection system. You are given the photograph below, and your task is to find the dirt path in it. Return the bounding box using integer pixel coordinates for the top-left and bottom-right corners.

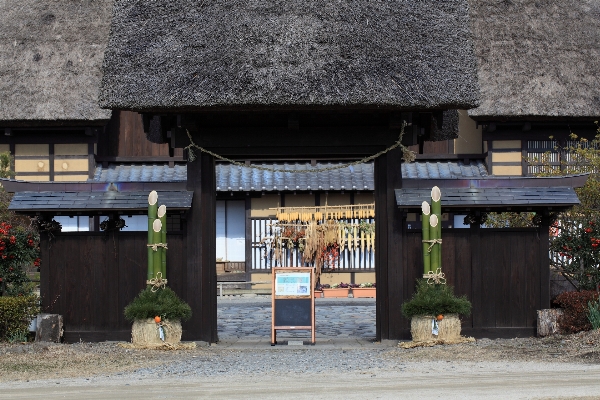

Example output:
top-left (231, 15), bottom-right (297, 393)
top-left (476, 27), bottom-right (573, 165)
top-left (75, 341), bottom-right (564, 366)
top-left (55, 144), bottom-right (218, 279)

top-left (3, 365), bottom-right (600, 399)
top-left (3, 330), bottom-right (600, 399)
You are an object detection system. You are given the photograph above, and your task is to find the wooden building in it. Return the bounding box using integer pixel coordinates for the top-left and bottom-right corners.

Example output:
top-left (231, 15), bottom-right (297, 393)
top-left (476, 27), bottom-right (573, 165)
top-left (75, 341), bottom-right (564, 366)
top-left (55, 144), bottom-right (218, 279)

top-left (460, 0), bottom-right (600, 176)
top-left (1, 0), bottom-right (596, 342)
top-left (96, 0), bottom-right (483, 343)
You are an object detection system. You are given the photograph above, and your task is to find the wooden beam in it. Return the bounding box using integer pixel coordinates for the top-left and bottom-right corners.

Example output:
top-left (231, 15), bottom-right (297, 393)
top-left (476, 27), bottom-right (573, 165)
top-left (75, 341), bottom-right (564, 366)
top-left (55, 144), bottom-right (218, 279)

top-left (172, 126), bottom-right (403, 157)
top-left (95, 156), bottom-right (185, 163)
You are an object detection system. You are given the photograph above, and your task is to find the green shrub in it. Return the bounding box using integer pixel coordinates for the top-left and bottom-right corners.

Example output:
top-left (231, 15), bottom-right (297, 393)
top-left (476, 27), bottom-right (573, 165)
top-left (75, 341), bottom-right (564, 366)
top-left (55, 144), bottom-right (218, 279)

top-left (0, 295), bottom-right (39, 342)
top-left (124, 287), bottom-right (192, 322)
top-left (588, 299), bottom-right (600, 330)
top-left (401, 280), bottom-right (471, 319)
top-left (554, 290), bottom-right (599, 333)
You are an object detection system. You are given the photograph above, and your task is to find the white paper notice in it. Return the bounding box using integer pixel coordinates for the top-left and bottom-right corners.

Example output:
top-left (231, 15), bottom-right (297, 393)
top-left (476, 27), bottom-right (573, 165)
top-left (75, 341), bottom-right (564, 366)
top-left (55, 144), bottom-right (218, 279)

top-left (275, 273), bottom-right (311, 296)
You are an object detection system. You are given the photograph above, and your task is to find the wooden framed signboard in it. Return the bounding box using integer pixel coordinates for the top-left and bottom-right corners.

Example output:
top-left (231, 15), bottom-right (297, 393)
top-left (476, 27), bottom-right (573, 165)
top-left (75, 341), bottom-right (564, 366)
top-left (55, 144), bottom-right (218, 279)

top-left (271, 267), bottom-right (315, 345)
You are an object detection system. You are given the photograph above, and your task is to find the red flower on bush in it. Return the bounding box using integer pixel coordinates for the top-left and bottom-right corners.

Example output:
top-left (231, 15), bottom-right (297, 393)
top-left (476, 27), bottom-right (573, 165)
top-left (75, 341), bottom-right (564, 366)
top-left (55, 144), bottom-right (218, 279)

top-left (0, 223), bottom-right (40, 296)
top-left (551, 215), bottom-right (600, 290)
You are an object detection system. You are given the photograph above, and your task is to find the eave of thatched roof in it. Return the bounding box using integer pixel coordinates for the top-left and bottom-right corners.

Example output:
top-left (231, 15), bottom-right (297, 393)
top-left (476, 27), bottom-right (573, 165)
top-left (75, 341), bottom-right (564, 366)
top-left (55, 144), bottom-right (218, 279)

top-left (99, 0), bottom-right (480, 112)
top-left (0, 1), bottom-right (113, 125)
top-left (468, 0), bottom-right (600, 121)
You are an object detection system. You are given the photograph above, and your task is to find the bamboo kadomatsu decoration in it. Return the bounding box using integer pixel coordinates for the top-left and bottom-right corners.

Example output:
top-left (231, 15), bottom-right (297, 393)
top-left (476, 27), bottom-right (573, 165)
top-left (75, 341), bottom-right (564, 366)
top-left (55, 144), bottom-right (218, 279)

top-left (146, 191), bottom-right (168, 288)
top-left (125, 191), bottom-right (190, 350)
top-left (430, 186), bottom-right (442, 273)
top-left (147, 191), bottom-right (158, 281)
top-left (421, 201), bottom-right (431, 274)
top-left (152, 219), bottom-right (163, 280)
top-left (421, 186), bottom-right (443, 278)
top-left (158, 205), bottom-right (167, 278)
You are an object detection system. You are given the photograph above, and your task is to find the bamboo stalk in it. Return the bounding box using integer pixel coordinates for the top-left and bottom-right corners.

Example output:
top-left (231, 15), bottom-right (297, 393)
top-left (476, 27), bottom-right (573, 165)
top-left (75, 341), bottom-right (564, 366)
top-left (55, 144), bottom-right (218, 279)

top-left (147, 191), bottom-right (158, 281)
top-left (152, 219), bottom-right (162, 279)
top-left (431, 186), bottom-right (442, 271)
top-left (421, 201), bottom-right (431, 274)
top-left (430, 214), bottom-right (439, 272)
top-left (158, 205), bottom-right (167, 279)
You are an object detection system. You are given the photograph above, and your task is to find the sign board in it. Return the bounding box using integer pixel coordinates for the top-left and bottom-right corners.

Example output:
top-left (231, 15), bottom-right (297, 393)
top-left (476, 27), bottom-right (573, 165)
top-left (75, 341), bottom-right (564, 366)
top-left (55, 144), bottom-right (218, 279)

top-left (275, 272), bottom-right (311, 296)
top-left (271, 267), bottom-right (315, 345)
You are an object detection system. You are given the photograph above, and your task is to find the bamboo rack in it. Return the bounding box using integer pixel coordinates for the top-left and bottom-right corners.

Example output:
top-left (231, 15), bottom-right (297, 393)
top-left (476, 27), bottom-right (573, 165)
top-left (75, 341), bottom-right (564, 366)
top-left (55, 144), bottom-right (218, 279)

top-left (271, 203), bottom-right (375, 222)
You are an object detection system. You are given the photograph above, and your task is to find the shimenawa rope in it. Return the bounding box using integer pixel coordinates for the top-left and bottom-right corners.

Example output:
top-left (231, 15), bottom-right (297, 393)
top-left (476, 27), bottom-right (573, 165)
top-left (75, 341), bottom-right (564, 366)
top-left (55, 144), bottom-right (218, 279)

top-left (184, 121), bottom-right (415, 173)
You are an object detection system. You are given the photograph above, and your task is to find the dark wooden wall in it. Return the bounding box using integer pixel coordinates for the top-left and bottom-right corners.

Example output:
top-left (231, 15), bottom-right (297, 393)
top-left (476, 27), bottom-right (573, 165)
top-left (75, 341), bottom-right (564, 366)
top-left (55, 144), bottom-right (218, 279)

top-left (99, 111), bottom-right (184, 158)
top-left (40, 225), bottom-right (549, 342)
top-left (40, 232), bottom-right (187, 342)
top-left (395, 226), bottom-right (549, 339)
top-left (408, 139), bottom-right (450, 155)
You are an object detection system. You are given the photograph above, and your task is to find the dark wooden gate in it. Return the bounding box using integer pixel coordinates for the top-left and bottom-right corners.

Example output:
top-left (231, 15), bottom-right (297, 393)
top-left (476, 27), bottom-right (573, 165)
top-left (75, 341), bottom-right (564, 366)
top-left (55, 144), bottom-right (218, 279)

top-left (40, 232), bottom-right (186, 342)
top-left (394, 226), bottom-right (549, 339)
top-left (40, 224), bottom-right (549, 342)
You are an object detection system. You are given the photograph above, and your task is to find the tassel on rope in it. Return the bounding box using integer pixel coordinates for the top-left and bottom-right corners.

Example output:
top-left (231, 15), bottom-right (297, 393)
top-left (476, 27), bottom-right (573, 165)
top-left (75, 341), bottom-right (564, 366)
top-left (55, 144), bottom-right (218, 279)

top-left (186, 146), bottom-right (196, 162)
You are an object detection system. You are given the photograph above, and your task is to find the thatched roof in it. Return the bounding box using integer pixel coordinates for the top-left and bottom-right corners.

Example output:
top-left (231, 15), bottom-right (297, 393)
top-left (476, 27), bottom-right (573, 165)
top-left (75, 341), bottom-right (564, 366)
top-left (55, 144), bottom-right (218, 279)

top-left (99, 1), bottom-right (480, 112)
top-left (0, 1), bottom-right (113, 125)
top-left (468, 0), bottom-right (600, 121)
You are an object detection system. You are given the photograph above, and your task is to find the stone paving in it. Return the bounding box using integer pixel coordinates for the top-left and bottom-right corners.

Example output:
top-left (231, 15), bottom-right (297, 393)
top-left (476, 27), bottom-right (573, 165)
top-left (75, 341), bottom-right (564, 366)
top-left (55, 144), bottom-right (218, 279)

top-left (217, 295), bottom-right (376, 342)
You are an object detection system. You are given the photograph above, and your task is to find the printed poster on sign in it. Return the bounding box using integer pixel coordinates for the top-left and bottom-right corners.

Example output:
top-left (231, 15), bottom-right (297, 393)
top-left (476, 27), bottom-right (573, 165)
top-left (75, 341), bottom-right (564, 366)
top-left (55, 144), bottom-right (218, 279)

top-left (275, 273), bottom-right (311, 296)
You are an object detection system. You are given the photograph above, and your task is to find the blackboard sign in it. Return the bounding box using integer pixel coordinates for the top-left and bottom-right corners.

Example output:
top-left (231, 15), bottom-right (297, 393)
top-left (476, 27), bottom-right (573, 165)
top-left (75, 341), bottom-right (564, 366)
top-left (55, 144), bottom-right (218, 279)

top-left (274, 299), bottom-right (312, 327)
top-left (271, 267), bottom-right (315, 345)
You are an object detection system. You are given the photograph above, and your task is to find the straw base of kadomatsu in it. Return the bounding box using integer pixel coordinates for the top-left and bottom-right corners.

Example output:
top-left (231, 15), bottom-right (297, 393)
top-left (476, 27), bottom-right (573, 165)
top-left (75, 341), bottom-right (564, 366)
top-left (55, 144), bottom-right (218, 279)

top-left (399, 336), bottom-right (475, 349)
top-left (399, 314), bottom-right (474, 348)
top-left (122, 318), bottom-right (195, 350)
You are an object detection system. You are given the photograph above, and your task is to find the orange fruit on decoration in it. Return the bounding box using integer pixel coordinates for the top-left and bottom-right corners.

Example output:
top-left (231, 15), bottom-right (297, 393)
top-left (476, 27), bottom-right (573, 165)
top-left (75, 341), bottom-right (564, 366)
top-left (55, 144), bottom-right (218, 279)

top-left (154, 316), bottom-right (161, 323)
top-left (436, 314), bottom-right (444, 321)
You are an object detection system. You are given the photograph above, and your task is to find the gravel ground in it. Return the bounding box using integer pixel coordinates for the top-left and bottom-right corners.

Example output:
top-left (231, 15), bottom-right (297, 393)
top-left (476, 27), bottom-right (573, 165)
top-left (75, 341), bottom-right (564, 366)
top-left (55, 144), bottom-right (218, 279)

top-left (2, 330), bottom-right (600, 384)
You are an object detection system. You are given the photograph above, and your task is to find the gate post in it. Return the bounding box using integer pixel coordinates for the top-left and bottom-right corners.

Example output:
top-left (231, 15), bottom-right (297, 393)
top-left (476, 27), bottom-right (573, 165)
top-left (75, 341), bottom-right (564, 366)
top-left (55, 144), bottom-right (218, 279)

top-left (185, 150), bottom-right (218, 342)
top-left (375, 146), bottom-right (404, 340)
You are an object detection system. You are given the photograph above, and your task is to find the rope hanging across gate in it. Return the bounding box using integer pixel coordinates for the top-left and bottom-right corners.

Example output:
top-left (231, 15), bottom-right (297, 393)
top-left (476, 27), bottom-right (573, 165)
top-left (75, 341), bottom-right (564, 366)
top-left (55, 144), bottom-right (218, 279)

top-left (184, 121), bottom-right (415, 173)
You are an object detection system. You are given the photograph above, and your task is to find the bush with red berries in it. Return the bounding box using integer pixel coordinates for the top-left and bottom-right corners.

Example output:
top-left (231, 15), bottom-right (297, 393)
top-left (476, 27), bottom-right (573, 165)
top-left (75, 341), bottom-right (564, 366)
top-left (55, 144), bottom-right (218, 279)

top-left (0, 222), bottom-right (40, 297)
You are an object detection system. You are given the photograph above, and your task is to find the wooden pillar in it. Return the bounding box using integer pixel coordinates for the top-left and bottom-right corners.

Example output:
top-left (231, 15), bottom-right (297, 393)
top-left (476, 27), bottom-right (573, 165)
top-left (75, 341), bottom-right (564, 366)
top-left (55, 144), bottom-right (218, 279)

top-left (185, 151), bottom-right (217, 342)
top-left (40, 232), bottom-right (51, 313)
top-left (539, 215), bottom-right (550, 310)
top-left (374, 146), bottom-right (404, 340)
top-left (245, 196), bottom-right (252, 282)
top-left (470, 218), bottom-right (482, 331)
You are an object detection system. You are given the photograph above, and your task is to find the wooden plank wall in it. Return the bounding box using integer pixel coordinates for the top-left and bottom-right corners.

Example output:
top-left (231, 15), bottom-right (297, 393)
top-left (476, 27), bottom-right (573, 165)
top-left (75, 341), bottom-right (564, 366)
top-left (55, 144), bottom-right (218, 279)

top-left (39, 227), bottom-right (547, 342)
top-left (397, 227), bottom-right (546, 339)
top-left (99, 111), bottom-right (184, 158)
top-left (40, 232), bottom-right (186, 342)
